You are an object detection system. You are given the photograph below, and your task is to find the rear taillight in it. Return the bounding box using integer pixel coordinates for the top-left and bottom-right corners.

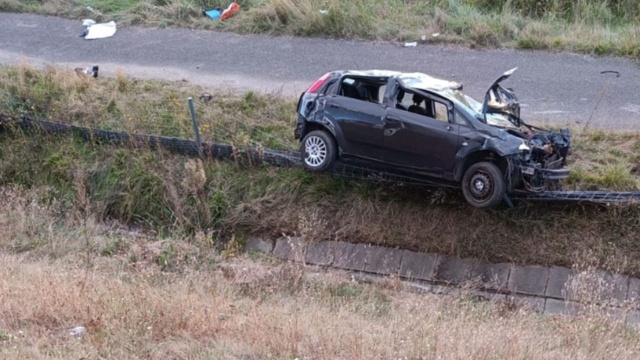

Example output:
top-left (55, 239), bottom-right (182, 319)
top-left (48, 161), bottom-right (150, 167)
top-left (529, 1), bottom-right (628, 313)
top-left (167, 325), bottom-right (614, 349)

top-left (306, 72), bottom-right (332, 94)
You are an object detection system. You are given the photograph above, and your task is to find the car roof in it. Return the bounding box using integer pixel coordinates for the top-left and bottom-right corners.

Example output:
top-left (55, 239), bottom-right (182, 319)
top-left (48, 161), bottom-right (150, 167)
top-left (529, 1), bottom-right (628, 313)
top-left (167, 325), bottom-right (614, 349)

top-left (340, 70), bottom-right (463, 95)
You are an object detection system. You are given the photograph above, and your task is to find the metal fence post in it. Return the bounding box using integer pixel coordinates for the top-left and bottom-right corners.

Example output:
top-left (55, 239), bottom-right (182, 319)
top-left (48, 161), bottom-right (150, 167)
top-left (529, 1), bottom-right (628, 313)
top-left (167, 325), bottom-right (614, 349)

top-left (188, 97), bottom-right (203, 158)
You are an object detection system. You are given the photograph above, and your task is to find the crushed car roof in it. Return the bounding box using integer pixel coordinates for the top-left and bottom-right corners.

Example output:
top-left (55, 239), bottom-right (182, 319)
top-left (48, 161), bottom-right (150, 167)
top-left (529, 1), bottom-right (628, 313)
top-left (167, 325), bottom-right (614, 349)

top-left (342, 70), bottom-right (463, 93)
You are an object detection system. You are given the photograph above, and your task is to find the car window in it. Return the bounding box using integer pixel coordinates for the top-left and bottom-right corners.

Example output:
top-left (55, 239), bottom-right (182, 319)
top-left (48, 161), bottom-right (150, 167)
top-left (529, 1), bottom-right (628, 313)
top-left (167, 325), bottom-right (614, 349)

top-left (338, 77), bottom-right (387, 104)
top-left (433, 101), bottom-right (449, 123)
top-left (454, 109), bottom-right (469, 126)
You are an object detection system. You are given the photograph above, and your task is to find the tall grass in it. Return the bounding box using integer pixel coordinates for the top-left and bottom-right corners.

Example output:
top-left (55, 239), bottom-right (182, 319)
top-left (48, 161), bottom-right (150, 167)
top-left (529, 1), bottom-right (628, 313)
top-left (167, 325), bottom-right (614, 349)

top-left (2, 0), bottom-right (640, 56)
top-left (1, 191), bottom-right (640, 358)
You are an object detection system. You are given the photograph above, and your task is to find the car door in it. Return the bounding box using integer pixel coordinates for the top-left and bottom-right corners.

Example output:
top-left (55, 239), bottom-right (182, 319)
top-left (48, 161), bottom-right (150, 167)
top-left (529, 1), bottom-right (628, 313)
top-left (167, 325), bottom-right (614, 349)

top-left (323, 80), bottom-right (387, 161)
top-left (382, 94), bottom-right (461, 177)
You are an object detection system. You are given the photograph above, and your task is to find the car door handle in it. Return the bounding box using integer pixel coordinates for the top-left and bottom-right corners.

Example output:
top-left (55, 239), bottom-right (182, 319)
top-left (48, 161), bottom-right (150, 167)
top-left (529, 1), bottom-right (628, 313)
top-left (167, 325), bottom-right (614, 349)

top-left (385, 118), bottom-right (404, 129)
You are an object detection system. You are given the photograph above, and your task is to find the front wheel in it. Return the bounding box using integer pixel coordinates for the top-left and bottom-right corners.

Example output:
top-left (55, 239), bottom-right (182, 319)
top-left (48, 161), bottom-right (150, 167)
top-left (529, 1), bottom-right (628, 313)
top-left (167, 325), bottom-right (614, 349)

top-left (461, 162), bottom-right (505, 208)
top-left (301, 130), bottom-right (337, 172)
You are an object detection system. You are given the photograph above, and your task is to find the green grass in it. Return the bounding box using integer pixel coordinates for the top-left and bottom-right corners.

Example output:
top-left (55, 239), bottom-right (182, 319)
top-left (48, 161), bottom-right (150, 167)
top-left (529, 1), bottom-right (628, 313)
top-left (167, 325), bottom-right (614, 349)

top-left (2, 0), bottom-right (640, 57)
top-left (2, 64), bottom-right (640, 276)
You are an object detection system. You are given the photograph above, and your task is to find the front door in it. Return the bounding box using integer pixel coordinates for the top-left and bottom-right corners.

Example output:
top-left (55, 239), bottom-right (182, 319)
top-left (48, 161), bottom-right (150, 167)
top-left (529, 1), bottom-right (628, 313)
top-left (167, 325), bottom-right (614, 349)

top-left (382, 96), bottom-right (460, 177)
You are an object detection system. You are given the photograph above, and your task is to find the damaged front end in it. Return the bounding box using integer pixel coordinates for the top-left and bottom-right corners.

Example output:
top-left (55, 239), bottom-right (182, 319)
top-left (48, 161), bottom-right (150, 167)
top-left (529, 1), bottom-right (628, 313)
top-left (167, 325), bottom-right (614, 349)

top-left (480, 68), bottom-right (572, 192)
top-left (511, 128), bottom-right (571, 191)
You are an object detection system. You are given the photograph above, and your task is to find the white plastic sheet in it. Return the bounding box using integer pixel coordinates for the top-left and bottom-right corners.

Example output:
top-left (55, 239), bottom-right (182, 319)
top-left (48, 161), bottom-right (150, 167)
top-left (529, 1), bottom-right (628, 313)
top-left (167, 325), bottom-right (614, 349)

top-left (83, 20), bottom-right (117, 40)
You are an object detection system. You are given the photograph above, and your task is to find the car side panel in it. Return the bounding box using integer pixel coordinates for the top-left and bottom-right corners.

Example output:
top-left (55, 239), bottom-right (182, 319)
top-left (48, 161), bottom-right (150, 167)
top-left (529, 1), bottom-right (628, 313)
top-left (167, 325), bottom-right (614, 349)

top-left (382, 108), bottom-right (460, 177)
top-left (323, 94), bottom-right (387, 161)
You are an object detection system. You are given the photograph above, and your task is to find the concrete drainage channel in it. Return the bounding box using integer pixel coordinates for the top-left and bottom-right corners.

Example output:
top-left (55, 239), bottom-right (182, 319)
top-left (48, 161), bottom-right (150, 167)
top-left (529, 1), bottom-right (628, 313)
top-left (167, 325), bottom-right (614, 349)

top-left (246, 236), bottom-right (640, 327)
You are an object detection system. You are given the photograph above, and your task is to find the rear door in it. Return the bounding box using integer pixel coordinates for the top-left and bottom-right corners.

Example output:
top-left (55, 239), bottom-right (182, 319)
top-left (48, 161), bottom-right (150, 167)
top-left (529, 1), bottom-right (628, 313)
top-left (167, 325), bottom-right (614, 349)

top-left (382, 92), bottom-right (461, 177)
top-left (323, 77), bottom-right (387, 161)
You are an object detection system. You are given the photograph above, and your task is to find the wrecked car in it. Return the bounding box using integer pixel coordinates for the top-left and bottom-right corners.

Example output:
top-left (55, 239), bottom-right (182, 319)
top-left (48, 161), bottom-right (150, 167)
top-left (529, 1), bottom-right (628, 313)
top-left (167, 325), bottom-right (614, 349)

top-left (294, 68), bottom-right (571, 208)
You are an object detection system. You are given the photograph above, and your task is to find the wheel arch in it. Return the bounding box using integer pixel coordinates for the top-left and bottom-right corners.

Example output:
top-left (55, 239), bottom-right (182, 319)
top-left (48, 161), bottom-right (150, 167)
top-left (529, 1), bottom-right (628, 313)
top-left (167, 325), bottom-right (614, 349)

top-left (300, 121), bottom-right (343, 156)
top-left (455, 150), bottom-right (508, 182)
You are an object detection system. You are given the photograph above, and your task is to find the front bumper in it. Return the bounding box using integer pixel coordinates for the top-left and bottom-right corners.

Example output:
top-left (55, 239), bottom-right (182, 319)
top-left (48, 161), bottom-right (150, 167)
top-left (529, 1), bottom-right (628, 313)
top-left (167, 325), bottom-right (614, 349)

top-left (521, 166), bottom-right (570, 181)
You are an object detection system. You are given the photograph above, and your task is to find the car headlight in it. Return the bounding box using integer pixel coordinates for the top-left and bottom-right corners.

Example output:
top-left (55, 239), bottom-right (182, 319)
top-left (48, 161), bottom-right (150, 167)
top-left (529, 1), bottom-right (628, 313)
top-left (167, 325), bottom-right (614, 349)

top-left (518, 143), bottom-right (531, 160)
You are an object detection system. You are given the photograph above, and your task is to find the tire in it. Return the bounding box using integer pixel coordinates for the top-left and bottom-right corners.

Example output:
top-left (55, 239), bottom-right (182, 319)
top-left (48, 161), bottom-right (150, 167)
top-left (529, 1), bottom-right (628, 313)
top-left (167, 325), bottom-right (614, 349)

top-left (300, 130), bottom-right (337, 172)
top-left (461, 162), bottom-right (505, 209)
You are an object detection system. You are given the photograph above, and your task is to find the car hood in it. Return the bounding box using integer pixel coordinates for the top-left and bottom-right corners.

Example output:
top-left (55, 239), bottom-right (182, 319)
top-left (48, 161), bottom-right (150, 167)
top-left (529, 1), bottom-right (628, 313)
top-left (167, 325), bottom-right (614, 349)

top-left (481, 68), bottom-right (522, 127)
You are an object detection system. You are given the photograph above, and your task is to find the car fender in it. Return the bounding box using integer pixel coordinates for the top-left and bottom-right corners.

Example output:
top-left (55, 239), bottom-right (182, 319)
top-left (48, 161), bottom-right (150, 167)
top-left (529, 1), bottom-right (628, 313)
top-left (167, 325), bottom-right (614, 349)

top-left (303, 102), bottom-right (347, 153)
top-left (452, 137), bottom-right (519, 182)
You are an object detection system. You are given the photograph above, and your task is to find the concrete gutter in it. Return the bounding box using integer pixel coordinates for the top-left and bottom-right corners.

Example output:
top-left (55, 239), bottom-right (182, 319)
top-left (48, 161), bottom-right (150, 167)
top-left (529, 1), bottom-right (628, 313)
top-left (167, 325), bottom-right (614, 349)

top-left (246, 236), bottom-right (640, 326)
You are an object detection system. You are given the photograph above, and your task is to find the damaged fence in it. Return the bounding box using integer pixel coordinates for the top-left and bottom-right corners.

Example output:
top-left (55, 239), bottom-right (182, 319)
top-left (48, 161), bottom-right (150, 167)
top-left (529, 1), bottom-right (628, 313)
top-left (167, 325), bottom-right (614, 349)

top-left (4, 116), bottom-right (640, 205)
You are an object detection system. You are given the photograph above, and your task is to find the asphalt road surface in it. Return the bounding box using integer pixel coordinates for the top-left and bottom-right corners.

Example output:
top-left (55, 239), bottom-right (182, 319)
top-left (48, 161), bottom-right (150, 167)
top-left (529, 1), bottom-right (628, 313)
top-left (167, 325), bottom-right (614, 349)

top-left (1, 13), bottom-right (639, 129)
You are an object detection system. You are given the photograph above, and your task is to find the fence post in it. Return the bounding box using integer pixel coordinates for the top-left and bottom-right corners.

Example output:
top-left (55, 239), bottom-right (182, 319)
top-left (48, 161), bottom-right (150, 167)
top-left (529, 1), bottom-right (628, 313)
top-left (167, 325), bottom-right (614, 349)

top-left (188, 97), bottom-right (203, 158)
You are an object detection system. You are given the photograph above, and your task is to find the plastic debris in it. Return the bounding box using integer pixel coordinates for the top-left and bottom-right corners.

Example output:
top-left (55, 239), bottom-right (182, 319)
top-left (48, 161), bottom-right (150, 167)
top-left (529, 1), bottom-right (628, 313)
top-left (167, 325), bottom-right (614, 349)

top-left (203, 2), bottom-right (239, 21)
top-left (81, 20), bottom-right (117, 40)
top-left (68, 326), bottom-right (87, 337)
top-left (404, 42), bottom-right (417, 47)
top-left (199, 93), bottom-right (213, 103)
top-left (74, 65), bottom-right (99, 78)
top-left (432, 33), bottom-right (441, 37)
top-left (319, 10), bottom-right (329, 15)
top-left (220, 2), bottom-right (240, 21)
top-left (203, 7), bottom-right (222, 20)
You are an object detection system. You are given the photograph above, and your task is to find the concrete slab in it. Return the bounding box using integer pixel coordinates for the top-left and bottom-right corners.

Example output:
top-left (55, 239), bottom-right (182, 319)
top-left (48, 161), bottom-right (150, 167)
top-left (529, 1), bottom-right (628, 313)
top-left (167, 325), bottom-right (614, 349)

top-left (399, 250), bottom-right (438, 281)
top-left (434, 256), bottom-right (483, 285)
top-left (507, 295), bottom-right (545, 312)
top-left (568, 270), bottom-right (629, 304)
top-left (333, 242), bottom-right (367, 271)
top-left (304, 240), bottom-right (336, 266)
top-left (546, 266), bottom-right (574, 299)
top-left (626, 311), bottom-right (640, 328)
top-left (481, 262), bottom-right (511, 291)
top-left (272, 237), bottom-right (305, 262)
top-left (468, 290), bottom-right (507, 304)
top-left (364, 246), bottom-right (403, 275)
top-left (544, 298), bottom-right (584, 317)
top-left (628, 277), bottom-right (640, 306)
top-left (245, 236), bottom-right (273, 254)
top-left (508, 265), bottom-right (549, 297)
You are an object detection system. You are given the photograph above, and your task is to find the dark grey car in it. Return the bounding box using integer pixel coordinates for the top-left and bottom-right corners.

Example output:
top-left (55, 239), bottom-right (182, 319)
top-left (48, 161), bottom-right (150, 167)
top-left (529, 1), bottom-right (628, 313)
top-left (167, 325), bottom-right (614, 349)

top-left (294, 69), bottom-right (571, 208)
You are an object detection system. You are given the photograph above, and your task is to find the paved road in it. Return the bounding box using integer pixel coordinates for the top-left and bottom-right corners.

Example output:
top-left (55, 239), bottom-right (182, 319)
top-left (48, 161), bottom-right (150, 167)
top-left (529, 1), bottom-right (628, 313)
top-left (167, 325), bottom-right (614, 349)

top-left (1, 13), bottom-right (639, 129)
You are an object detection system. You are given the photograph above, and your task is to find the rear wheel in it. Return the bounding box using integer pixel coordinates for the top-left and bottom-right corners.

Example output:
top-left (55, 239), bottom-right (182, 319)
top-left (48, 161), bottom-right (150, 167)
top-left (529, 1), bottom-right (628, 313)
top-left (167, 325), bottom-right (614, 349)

top-left (461, 162), bottom-right (505, 208)
top-left (301, 130), bottom-right (337, 172)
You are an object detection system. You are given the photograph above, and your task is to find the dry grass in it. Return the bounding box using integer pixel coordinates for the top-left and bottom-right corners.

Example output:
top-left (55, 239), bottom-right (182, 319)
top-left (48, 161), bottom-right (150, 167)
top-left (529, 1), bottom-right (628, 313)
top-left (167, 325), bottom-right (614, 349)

top-left (2, 0), bottom-right (640, 57)
top-left (1, 188), bottom-right (640, 359)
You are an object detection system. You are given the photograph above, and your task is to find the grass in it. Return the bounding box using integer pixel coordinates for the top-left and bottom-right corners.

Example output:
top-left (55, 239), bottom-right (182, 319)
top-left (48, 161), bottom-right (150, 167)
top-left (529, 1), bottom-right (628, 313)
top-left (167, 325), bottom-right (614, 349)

top-left (1, 191), bottom-right (640, 358)
top-left (2, 64), bottom-right (640, 277)
top-left (3, 0), bottom-right (640, 57)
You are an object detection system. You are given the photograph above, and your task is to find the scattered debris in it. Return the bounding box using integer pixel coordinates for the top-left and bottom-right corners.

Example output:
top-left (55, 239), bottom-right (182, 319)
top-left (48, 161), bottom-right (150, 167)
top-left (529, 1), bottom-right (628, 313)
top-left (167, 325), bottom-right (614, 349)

top-left (81, 19), bottom-right (117, 40)
top-left (203, 7), bottom-right (222, 20)
top-left (404, 42), bottom-right (417, 47)
top-left (220, 2), bottom-right (240, 21)
top-left (421, 35), bottom-right (427, 42)
top-left (204, 2), bottom-right (240, 21)
top-left (432, 32), bottom-right (440, 37)
top-left (199, 93), bottom-right (213, 103)
top-left (74, 65), bottom-right (99, 78)
top-left (68, 326), bottom-right (87, 337)
top-left (319, 9), bottom-right (329, 15)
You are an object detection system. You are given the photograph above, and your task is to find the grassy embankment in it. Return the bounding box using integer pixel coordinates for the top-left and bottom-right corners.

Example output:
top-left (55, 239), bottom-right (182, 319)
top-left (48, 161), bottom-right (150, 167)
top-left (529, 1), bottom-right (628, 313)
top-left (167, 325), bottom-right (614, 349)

top-left (1, 64), bottom-right (640, 276)
top-left (1, 190), bottom-right (639, 358)
top-left (1, 0), bottom-right (640, 57)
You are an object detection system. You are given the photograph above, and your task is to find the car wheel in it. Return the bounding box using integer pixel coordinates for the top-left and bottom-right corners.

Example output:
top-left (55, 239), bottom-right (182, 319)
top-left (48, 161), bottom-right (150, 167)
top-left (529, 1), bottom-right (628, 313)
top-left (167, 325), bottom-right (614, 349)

top-left (301, 130), bottom-right (337, 172)
top-left (461, 162), bottom-right (505, 208)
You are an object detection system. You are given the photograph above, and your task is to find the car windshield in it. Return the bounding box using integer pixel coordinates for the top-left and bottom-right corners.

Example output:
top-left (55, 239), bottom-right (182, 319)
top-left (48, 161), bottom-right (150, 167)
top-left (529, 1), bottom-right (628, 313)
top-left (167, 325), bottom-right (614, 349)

top-left (445, 89), bottom-right (516, 129)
